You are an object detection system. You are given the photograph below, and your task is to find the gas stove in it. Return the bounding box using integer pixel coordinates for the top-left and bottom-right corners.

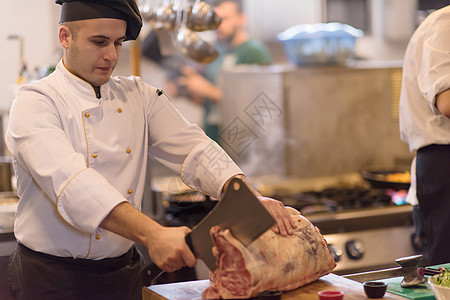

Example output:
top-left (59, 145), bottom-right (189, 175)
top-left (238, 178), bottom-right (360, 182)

top-left (276, 186), bottom-right (398, 215)
top-left (272, 186), bottom-right (412, 233)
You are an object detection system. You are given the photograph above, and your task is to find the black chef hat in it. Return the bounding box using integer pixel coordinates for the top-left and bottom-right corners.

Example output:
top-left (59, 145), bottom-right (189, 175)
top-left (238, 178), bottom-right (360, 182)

top-left (55, 0), bottom-right (142, 41)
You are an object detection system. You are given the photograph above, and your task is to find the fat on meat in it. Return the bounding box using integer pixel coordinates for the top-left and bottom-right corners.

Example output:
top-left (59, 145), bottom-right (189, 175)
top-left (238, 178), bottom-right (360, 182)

top-left (202, 208), bottom-right (336, 299)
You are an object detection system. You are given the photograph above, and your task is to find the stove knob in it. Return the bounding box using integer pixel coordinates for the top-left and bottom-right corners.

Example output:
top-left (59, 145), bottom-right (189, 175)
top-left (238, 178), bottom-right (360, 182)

top-left (345, 240), bottom-right (365, 260)
top-left (327, 244), bottom-right (343, 262)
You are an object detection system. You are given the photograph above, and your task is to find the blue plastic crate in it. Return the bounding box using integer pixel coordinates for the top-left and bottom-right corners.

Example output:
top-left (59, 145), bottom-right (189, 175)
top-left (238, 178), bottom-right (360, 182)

top-left (277, 23), bottom-right (363, 66)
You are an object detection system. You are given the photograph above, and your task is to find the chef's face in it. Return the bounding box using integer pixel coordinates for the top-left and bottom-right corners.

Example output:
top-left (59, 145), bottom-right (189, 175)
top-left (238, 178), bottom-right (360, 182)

top-left (214, 1), bottom-right (243, 44)
top-left (59, 18), bottom-right (127, 86)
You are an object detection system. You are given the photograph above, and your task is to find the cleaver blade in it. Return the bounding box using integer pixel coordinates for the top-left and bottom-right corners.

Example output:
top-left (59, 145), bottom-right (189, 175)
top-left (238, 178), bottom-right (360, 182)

top-left (140, 177), bottom-right (275, 285)
top-left (185, 176), bottom-right (276, 270)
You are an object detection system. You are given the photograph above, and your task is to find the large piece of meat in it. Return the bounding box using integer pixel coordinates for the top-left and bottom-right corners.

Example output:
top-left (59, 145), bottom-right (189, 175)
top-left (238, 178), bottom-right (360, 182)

top-left (202, 208), bottom-right (336, 299)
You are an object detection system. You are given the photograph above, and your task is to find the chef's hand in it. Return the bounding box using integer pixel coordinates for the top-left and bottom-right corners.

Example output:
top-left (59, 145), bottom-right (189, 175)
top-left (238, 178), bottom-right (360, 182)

top-left (258, 196), bottom-right (297, 236)
top-left (222, 174), bottom-right (297, 236)
top-left (147, 226), bottom-right (197, 272)
top-left (99, 202), bottom-right (196, 273)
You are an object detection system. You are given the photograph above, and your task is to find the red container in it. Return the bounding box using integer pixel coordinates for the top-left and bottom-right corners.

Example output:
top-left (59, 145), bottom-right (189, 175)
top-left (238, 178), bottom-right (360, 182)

top-left (318, 290), bottom-right (344, 300)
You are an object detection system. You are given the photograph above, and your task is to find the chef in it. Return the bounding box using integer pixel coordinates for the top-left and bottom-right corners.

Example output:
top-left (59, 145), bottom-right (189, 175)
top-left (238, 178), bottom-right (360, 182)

top-left (5, 0), bottom-right (296, 299)
top-left (399, 5), bottom-right (450, 266)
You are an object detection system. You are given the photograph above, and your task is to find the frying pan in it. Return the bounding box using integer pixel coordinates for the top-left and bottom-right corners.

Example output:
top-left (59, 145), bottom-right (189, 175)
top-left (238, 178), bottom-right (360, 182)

top-left (361, 165), bottom-right (411, 190)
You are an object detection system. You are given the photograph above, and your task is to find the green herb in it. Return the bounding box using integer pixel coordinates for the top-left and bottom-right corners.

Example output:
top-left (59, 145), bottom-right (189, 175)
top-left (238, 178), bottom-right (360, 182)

top-left (436, 268), bottom-right (450, 287)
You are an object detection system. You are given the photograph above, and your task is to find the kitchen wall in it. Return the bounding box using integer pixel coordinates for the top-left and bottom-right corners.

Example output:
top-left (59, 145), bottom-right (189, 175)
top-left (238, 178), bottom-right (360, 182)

top-left (244, 0), bottom-right (322, 42)
top-left (357, 0), bottom-right (416, 60)
top-left (0, 0), bottom-right (60, 113)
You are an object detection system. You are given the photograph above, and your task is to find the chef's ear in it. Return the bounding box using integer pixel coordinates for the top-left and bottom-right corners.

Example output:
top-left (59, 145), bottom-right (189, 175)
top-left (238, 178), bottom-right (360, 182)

top-left (58, 23), bottom-right (74, 49)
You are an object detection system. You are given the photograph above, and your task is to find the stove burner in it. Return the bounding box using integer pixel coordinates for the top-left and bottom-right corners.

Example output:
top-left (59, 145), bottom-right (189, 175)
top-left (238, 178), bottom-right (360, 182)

top-left (277, 187), bottom-right (394, 215)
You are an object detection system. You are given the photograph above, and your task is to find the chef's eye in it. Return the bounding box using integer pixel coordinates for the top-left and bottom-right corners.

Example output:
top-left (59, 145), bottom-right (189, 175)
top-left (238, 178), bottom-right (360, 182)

top-left (92, 40), bottom-right (105, 46)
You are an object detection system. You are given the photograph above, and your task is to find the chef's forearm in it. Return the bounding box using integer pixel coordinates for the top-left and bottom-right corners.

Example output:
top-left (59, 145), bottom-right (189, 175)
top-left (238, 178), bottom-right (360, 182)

top-left (205, 84), bottom-right (222, 103)
top-left (221, 174), bottom-right (261, 199)
top-left (99, 201), bottom-right (161, 246)
top-left (436, 89), bottom-right (450, 117)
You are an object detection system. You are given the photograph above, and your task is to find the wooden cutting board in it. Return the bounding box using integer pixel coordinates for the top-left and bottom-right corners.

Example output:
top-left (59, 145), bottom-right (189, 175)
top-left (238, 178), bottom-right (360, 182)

top-left (142, 273), bottom-right (407, 300)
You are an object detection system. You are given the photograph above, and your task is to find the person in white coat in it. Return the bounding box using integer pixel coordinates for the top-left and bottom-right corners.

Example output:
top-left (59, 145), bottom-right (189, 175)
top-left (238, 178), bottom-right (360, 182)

top-left (5, 1), bottom-right (296, 299)
top-left (399, 5), bottom-right (450, 265)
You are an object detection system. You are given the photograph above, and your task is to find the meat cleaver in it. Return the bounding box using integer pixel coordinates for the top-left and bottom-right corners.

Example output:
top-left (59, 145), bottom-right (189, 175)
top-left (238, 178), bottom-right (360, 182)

top-left (140, 177), bottom-right (276, 286)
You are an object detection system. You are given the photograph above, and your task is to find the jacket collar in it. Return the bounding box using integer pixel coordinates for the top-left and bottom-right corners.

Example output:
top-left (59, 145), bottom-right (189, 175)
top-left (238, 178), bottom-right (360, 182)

top-left (56, 60), bottom-right (111, 101)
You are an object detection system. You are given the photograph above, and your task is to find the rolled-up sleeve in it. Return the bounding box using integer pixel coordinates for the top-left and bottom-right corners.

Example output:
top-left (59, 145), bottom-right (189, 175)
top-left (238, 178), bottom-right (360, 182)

top-left (181, 140), bottom-right (242, 199)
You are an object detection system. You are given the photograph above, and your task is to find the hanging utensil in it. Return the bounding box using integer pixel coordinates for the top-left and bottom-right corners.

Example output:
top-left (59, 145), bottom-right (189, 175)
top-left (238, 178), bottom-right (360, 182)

top-left (140, 0), bottom-right (221, 63)
top-left (186, 0), bottom-right (221, 31)
top-left (176, 1), bottom-right (218, 64)
top-left (176, 26), bottom-right (218, 63)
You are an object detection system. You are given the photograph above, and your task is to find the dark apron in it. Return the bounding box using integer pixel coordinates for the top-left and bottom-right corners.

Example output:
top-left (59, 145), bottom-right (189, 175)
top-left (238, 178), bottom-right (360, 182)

top-left (415, 144), bottom-right (450, 265)
top-left (8, 243), bottom-right (144, 300)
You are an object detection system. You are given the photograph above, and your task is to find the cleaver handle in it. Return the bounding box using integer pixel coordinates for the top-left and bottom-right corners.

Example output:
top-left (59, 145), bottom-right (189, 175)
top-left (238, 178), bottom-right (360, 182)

top-left (343, 267), bottom-right (404, 283)
top-left (140, 233), bottom-right (197, 286)
top-left (184, 233), bottom-right (197, 257)
top-left (140, 261), bottom-right (164, 286)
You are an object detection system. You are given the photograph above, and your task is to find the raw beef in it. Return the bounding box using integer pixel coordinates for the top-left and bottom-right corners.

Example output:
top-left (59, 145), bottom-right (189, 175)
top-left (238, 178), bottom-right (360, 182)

top-left (202, 208), bottom-right (336, 299)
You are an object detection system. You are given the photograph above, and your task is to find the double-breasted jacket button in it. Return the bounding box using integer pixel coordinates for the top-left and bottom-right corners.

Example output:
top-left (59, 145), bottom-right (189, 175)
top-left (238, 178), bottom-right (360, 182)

top-left (128, 189), bottom-right (133, 194)
top-left (92, 153), bottom-right (98, 158)
top-left (95, 234), bottom-right (101, 240)
top-left (117, 108), bottom-right (123, 113)
top-left (126, 148), bottom-right (131, 154)
top-left (84, 112), bottom-right (90, 118)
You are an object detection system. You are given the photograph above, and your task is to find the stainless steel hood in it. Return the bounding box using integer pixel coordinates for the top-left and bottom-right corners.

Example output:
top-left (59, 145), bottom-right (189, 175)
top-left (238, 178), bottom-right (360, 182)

top-left (217, 63), bottom-right (412, 179)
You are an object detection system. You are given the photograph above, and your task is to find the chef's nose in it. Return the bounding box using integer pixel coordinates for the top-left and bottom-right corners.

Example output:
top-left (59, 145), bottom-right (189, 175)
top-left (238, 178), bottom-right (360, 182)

top-left (104, 43), bottom-right (119, 61)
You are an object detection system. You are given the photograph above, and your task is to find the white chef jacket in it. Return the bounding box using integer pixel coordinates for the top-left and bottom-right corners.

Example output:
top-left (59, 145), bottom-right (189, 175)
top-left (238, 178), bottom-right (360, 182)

top-left (399, 5), bottom-right (450, 205)
top-left (5, 61), bottom-right (242, 259)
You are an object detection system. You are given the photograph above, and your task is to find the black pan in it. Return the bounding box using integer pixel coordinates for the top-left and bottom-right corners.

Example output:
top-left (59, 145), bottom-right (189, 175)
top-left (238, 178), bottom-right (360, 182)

top-left (361, 166), bottom-right (411, 190)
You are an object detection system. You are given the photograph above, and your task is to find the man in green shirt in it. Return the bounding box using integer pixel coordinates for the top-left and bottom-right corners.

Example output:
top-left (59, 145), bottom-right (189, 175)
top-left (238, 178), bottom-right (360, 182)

top-left (176, 0), bottom-right (271, 142)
